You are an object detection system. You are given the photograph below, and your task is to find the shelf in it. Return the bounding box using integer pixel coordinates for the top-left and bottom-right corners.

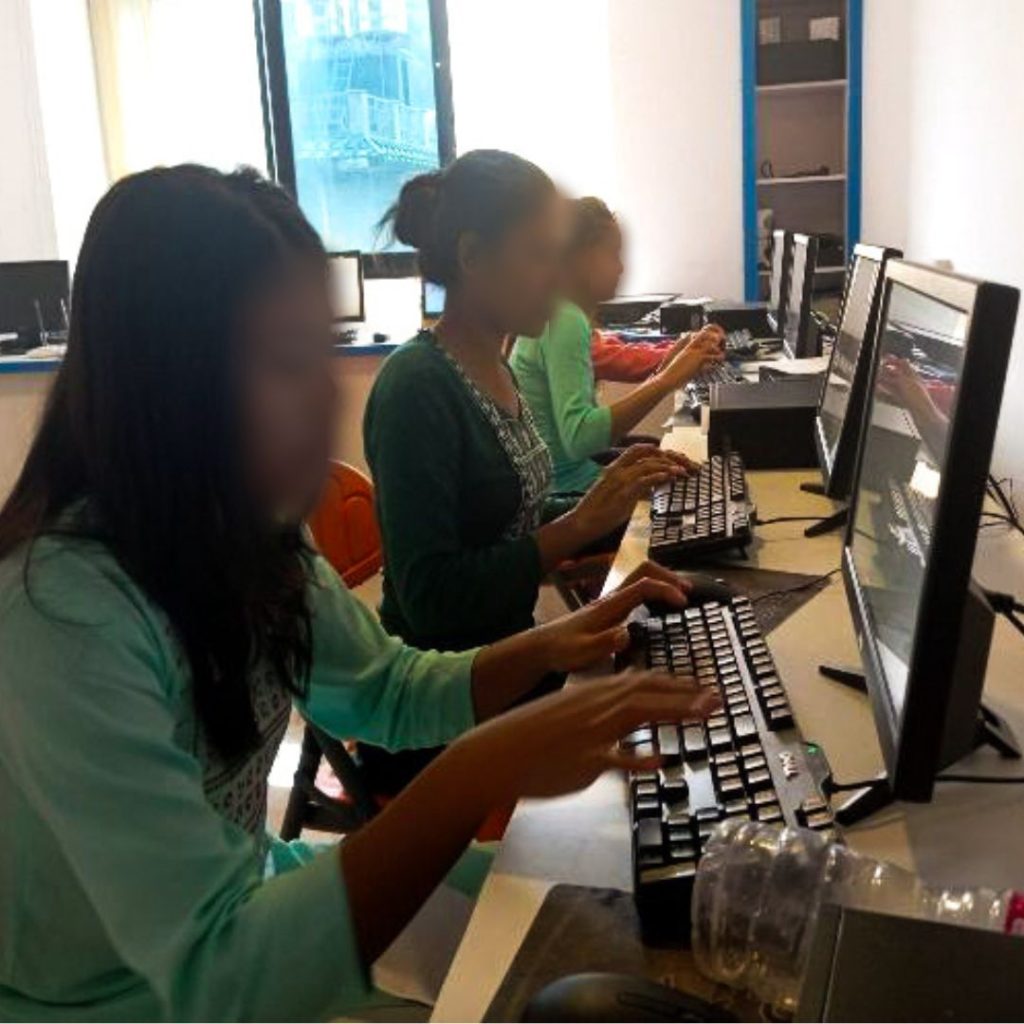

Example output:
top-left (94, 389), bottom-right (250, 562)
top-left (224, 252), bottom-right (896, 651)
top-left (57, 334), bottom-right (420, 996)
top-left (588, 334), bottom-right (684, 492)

top-left (757, 173), bottom-right (846, 186)
top-left (757, 78), bottom-right (847, 95)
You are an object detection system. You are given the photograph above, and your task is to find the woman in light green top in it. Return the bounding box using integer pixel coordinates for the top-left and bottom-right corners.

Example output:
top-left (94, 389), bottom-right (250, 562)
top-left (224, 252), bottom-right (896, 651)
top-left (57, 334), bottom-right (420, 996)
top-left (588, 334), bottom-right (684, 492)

top-left (511, 197), bottom-right (725, 492)
top-left (0, 166), bottom-right (717, 1021)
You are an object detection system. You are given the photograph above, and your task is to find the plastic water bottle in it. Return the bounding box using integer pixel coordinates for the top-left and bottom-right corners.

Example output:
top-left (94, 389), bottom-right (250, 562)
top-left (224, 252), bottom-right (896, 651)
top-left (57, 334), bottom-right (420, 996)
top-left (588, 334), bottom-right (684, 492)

top-left (691, 820), bottom-right (1024, 1013)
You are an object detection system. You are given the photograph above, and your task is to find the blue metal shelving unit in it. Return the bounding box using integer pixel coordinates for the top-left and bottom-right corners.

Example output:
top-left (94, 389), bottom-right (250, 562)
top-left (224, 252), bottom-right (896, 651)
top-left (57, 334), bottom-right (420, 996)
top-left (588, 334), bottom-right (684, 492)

top-left (741, 0), bottom-right (863, 301)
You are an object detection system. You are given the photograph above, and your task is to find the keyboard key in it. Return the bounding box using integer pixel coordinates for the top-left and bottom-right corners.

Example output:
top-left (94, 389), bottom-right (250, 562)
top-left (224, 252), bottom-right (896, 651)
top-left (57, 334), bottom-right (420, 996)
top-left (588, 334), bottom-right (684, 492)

top-left (709, 728), bottom-right (732, 753)
top-left (637, 818), bottom-right (664, 851)
top-left (682, 726), bottom-right (707, 761)
top-left (656, 724), bottom-right (681, 761)
top-left (732, 714), bottom-right (757, 742)
top-left (746, 768), bottom-right (772, 791)
top-left (636, 797), bottom-right (661, 816)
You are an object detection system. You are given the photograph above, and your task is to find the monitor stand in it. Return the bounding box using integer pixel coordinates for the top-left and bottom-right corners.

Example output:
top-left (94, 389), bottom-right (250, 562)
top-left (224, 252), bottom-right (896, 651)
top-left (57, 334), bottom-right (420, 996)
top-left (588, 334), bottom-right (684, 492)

top-left (817, 663), bottom-right (1022, 826)
top-left (798, 482), bottom-right (849, 537)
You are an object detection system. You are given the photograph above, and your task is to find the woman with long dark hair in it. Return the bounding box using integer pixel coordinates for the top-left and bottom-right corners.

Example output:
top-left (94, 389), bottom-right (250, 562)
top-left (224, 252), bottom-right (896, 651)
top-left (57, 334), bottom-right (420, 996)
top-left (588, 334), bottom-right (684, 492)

top-left (0, 165), bottom-right (715, 1020)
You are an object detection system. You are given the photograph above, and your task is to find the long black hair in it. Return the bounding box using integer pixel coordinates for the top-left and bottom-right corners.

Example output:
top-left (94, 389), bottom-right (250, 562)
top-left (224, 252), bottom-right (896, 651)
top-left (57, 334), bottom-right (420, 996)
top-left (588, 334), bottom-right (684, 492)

top-left (380, 148), bottom-right (555, 287)
top-left (0, 165), bottom-right (327, 759)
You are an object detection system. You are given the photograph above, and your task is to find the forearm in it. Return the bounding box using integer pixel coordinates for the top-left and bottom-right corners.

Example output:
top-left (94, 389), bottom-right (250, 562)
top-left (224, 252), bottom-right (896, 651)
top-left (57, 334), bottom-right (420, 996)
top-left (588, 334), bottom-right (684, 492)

top-left (607, 373), bottom-right (674, 441)
top-left (469, 626), bottom-right (555, 721)
top-left (340, 739), bottom-right (496, 965)
top-left (532, 508), bottom-right (592, 573)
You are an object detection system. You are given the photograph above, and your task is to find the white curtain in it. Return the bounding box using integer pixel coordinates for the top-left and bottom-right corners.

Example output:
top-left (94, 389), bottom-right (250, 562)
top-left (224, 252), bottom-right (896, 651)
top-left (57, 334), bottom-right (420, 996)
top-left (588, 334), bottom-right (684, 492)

top-left (87, 0), bottom-right (267, 181)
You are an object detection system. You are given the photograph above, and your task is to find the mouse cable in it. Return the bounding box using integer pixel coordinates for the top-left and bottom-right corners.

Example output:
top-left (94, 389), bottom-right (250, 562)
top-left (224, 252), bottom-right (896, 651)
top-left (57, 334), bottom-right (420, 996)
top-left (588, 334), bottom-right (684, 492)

top-left (753, 514), bottom-right (827, 526)
top-left (827, 773), bottom-right (1024, 792)
top-left (987, 474), bottom-right (1024, 539)
top-left (751, 566), bottom-right (840, 605)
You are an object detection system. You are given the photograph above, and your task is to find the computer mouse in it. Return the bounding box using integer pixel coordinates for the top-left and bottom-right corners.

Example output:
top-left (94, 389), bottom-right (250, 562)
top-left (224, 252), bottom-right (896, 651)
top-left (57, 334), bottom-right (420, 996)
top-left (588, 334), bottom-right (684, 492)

top-left (522, 971), bottom-right (736, 1022)
top-left (645, 574), bottom-right (735, 616)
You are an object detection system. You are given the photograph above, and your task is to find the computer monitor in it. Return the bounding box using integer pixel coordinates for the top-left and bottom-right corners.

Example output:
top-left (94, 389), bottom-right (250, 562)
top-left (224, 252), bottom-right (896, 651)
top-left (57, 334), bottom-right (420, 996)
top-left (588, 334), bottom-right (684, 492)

top-left (326, 251), bottom-right (364, 323)
top-left (842, 259), bottom-right (1019, 802)
top-left (813, 244), bottom-right (902, 498)
top-left (422, 280), bottom-right (445, 319)
top-left (0, 261), bottom-right (69, 337)
top-left (782, 233), bottom-right (820, 358)
top-left (766, 229), bottom-right (793, 335)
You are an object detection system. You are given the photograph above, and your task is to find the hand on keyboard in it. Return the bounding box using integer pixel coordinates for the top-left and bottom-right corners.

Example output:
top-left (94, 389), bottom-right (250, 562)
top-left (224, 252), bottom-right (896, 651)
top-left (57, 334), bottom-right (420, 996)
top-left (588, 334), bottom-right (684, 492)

top-left (658, 326), bottom-right (727, 388)
top-left (464, 670), bottom-right (721, 802)
top-left (533, 575), bottom-right (690, 672)
top-left (570, 446), bottom-right (692, 544)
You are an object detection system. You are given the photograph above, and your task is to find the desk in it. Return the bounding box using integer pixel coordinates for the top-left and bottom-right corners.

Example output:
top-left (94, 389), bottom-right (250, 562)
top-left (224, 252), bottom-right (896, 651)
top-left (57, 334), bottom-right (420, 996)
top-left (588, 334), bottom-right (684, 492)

top-left (434, 420), bottom-right (1024, 1022)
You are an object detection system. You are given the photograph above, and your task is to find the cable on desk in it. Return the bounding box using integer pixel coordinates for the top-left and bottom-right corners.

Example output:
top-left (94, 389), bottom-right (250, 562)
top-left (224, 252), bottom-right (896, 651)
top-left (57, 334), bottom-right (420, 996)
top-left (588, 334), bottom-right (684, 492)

top-left (827, 773), bottom-right (1024, 793)
top-left (936, 773), bottom-right (1024, 785)
top-left (753, 514), bottom-right (829, 526)
top-left (751, 566), bottom-right (840, 605)
top-left (986, 474), bottom-right (1024, 539)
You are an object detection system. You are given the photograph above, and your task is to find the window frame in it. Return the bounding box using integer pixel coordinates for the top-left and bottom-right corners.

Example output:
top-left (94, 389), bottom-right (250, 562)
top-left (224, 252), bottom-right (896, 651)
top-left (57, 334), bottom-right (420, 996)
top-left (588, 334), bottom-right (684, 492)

top-left (252, 0), bottom-right (456, 278)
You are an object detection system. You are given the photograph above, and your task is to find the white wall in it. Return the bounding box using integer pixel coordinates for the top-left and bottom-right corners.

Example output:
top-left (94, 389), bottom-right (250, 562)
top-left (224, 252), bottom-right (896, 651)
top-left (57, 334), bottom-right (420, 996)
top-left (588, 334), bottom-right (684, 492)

top-left (449, 0), bottom-right (744, 298)
top-left (0, 0), bottom-right (57, 260)
top-left (862, 0), bottom-right (1024, 485)
top-left (606, 0), bottom-right (743, 297)
top-left (28, 0), bottom-right (108, 266)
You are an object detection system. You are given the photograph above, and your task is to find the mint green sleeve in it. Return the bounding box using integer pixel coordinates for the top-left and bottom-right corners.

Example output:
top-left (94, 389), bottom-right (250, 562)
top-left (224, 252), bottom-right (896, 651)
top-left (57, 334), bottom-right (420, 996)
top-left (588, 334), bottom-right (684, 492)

top-left (300, 555), bottom-right (478, 750)
top-left (0, 552), bottom-right (371, 1021)
top-left (543, 305), bottom-right (614, 459)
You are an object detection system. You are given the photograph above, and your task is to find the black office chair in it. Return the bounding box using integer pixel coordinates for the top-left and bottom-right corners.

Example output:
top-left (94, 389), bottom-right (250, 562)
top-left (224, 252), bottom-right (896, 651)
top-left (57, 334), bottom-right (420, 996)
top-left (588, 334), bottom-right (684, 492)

top-left (279, 722), bottom-right (379, 840)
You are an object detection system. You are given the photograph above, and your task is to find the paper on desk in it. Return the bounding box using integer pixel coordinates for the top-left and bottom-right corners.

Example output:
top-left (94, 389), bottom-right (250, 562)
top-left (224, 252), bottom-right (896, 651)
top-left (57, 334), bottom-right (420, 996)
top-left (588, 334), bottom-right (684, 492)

top-left (372, 882), bottom-right (474, 1006)
top-left (761, 354), bottom-right (830, 375)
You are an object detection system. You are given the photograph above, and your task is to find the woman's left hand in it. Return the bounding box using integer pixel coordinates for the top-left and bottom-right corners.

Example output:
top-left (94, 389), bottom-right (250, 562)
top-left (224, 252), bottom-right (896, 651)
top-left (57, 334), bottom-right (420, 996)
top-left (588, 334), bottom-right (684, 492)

top-left (536, 575), bottom-right (689, 673)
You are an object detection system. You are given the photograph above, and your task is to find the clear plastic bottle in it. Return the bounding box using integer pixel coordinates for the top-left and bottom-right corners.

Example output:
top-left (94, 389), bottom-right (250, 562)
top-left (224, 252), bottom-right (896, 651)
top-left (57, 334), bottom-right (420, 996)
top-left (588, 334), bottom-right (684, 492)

top-left (691, 820), bottom-right (1024, 1013)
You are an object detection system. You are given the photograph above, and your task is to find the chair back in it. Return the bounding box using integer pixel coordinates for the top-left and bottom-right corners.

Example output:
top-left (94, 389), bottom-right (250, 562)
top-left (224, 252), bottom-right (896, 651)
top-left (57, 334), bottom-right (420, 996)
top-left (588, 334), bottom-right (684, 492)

top-left (307, 461), bottom-right (382, 587)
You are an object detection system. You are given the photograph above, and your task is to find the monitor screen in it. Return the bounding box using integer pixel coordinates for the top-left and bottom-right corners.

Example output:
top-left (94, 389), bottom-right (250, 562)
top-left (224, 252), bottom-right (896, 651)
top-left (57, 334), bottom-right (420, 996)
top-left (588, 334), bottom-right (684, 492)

top-left (818, 254), bottom-right (884, 466)
top-left (422, 280), bottom-right (445, 318)
top-left (0, 261), bottom-right (69, 334)
top-left (848, 281), bottom-right (968, 718)
top-left (326, 252), bottom-right (364, 323)
top-left (768, 230), bottom-right (787, 314)
top-left (783, 241), bottom-right (809, 353)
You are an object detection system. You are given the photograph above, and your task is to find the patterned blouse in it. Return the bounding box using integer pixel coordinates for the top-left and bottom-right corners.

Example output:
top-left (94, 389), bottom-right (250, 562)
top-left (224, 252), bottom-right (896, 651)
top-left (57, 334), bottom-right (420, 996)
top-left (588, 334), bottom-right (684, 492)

top-left (429, 332), bottom-right (553, 539)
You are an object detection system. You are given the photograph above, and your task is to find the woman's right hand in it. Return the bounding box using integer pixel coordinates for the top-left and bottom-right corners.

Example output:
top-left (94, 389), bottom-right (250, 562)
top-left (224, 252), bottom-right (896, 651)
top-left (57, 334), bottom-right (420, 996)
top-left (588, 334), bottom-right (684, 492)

top-left (657, 325), bottom-right (726, 388)
top-left (454, 670), bottom-right (720, 803)
top-left (571, 444), bottom-right (694, 544)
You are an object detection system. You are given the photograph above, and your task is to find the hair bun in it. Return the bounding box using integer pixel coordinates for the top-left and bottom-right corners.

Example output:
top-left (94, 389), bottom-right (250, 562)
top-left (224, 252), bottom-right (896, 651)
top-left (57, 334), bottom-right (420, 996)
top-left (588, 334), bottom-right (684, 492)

top-left (392, 171), bottom-right (443, 250)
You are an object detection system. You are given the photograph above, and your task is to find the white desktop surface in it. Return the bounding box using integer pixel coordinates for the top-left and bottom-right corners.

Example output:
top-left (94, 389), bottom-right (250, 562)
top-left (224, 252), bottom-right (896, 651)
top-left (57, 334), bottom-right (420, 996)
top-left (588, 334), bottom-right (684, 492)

top-left (433, 422), bottom-right (1024, 1023)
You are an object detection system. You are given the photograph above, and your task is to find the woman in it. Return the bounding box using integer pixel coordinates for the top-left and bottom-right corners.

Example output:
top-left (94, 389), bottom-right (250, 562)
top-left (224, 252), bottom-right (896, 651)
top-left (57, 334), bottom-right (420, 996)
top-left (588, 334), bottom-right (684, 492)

top-left (365, 152), bottom-right (687, 658)
top-left (510, 196), bottom-right (725, 493)
top-left (0, 166), bottom-right (717, 1021)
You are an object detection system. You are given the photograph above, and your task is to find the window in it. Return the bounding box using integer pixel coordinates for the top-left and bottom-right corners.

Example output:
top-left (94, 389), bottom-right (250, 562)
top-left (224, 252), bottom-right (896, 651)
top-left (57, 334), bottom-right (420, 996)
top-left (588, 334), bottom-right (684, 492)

top-left (255, 0), bottom-right (455, 272)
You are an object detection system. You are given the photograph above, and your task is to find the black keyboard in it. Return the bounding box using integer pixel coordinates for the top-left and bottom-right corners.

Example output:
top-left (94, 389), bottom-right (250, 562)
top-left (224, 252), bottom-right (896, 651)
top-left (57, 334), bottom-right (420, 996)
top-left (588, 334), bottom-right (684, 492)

top-left (620, 597), bottom-right (834, 940)
top-left (649, 453), bottom-right (754, 562)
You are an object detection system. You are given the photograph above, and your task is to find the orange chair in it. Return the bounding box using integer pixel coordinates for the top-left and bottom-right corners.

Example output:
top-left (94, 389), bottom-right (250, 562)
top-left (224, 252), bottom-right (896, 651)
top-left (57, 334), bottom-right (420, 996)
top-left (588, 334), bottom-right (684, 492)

top-left (281, 462), bottom-right (384, 840)
top-left (307, 461), bottom-right (383, 588)
top-left (281, 461), bottom-right (513, 842)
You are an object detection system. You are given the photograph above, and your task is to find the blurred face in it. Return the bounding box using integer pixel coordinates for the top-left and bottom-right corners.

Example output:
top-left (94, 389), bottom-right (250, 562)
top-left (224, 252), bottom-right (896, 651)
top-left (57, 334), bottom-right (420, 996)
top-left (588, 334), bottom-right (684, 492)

top-left (573, 221), bottom-right (624, 305)
top-left (457, 193), bottom-right (566, 337)
top-left (239, 261), bottom-right (337, 522)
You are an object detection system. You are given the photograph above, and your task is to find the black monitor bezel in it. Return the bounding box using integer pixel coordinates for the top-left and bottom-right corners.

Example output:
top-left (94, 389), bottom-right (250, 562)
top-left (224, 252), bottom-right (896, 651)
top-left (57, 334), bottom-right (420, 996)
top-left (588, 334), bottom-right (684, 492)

top-left (326, 250), bottom-right (365, 324)
top-left (0, 260), bottom-right (70, 332)
top-left (813, 243), bottom-right (902, 498)
top-left (841, 259), bottom-right (1019, 800)
top-left (783, 233), bottom-right (820, 358)
top-left (768, 229), bottom-right (794, 334)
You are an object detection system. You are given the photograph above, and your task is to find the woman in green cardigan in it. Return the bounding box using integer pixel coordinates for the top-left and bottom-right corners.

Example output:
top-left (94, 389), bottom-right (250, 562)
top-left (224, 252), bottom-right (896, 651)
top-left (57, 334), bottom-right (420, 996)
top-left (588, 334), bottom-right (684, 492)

top-left (0, 165), bottom-right (716, 1021)
top-left (365, 152), bottom-right (687, 657)
top-left (511, 196), bottom-right (726, 493)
